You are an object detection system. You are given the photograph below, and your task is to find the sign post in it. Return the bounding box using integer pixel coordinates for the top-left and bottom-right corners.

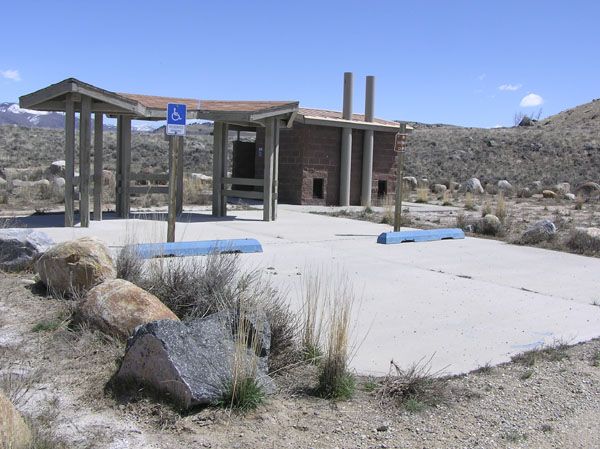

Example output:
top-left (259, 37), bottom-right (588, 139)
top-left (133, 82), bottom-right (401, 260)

top-left (393, 123), bottom-right (408, 232)
top-left (166, 103), bottom-right (187, 242)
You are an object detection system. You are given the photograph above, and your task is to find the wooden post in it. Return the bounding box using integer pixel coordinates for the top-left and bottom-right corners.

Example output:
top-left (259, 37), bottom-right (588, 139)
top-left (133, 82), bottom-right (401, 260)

top-left (79, 96), bottom-right (92, 227)
top-left (212, 122), bottom-right (223, 216)
top-left (263, 117), bottom-right (274, 221)
top-left (272, 119), bottom-right (280, 220)
top-left (220, 123), bottom-right (229, 217)
top-left (120, 116), bottom-right (132, 217)
top-left (393, 123), bottom-right (407, 232)
top-left (64, 94), bottom-right (76, 227)
top-left (167, 136), bottom-right (179, 242)
top-left (93, 113), bottom-right (103, 220)
top-left (176, 136), bottom-right (184, 215)
top-left (115, 115), bottom-right (123, 217)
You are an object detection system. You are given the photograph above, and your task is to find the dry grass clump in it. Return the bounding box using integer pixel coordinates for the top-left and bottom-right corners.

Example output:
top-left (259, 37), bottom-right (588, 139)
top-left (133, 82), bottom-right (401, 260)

top-left (301, 272), bottom-right (327, 363)
top-left (315, 274), bottom-right (356, 400)
top-left (132, 252), bottom-right (298, 371)
top-left (415, 187), bottom-right (429, 204)
top-left (565, 228), bottom-right (600, 255)
top-left (183, 177), bottom-right (211, 205)
top-left (116, 245), bottom-right (145, 285)
top-left (511, 340), bottom-right (570, 367)
top-left (495, 193), bottom-right (508, 223)
top-left (464, 192), bottom-right (476, 211)
top-left (220, 307), bottom-right (266, 411)
top-left (441, 190), bottom-right (453, 206)
top-left (379, 356), bottom-right (448, 412)
top-left (481, 201), bottom-right (492, 217)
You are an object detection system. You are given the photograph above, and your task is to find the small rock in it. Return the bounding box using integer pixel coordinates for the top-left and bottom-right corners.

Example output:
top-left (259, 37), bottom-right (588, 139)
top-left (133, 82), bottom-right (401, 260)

top-left (36, 237), bottom-right (116, 294)
top-left (52, 177), bottom-right (66, 188)
top-left (48, 160), bottom-right (66, 177)
top-left (542, 190), bottom-right (557, 199)
top-left (554, 182), bottom-right (570, 195)
top-left (433, 184), bottom-right (447, 194)
top-left (376, 425), bottom-right (389, 432)
top-left (78, 279), bottom-right (180, 339)
top-left (191, 173), bottom-right (212, 182)
top-left (575, 181), bottom-right (600, 199)
top-left (497, 180), bottom-right (513, 192)
top-left (564, 193), bottom-right (576, 201)
top-left (518, 187), bottom-right (532, 198)
top-left (529, 181), bottom-right (543, 194)
top-left (0, 228), bottom-right (55, 272)
top-left (402, 176), bottom-right (418, 191)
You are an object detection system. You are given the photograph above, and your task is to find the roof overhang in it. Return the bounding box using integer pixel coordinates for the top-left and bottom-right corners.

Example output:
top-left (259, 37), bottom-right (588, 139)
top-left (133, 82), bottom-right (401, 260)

top-left (296, 112), bottom-right (410, 133)
top-left (19, 78), bottom-right (299, 125)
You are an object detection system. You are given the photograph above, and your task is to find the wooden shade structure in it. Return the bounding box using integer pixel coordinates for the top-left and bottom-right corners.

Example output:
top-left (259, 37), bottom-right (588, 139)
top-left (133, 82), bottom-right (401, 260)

top-left (19, 78), bottom-right (299, 227)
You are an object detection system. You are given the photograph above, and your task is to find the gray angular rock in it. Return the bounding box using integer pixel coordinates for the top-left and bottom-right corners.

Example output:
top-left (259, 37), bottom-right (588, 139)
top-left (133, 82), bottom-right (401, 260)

top-left (575, 181), bottom-right (600, 199)
top-left (529, 181), bottom-right (543, 194)
top-left (464, 178), bottom-right (484, 194)
top-left (554, 182), bottom-right (570, 195)
top-left (115, 309), bottom-right (274, 409)
top-left (0, 229), bottom-right (55, 271)
top-left (402, 176), bottom-right (418, 191)
top-left (520, 219), bottom-right (557, 244)
top-left (433, 184), bottom-right (447, 194)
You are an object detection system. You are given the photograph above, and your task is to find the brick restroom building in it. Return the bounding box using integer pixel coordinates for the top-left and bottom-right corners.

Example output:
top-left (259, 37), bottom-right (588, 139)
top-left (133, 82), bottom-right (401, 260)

top-left (233, 73), bottom-right (404, 207)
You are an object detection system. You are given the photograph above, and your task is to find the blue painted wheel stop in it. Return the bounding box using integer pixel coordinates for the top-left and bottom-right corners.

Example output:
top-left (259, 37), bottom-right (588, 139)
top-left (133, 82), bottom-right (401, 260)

top-left (377, 228), bottom-right (465, 244)
top-left (128, 238), bottom-right (263, 259)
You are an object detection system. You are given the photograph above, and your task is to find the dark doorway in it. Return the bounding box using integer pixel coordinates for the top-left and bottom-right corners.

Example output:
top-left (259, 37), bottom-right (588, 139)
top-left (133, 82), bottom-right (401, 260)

top-left (377, 180), bottom-right (387, 198)
top-left (313, 178), bottom-right (324, 199)
top-left (232, 141), bottom-right (256, 190)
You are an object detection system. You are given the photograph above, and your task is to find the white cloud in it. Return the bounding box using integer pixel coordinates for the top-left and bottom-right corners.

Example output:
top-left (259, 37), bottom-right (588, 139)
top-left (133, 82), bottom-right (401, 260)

top-left (498, 83), bottom-right (522, 91)
top-left (0, 69), bottom-right (21, 81)
top-left (520, 93), bottom-right (544, 107)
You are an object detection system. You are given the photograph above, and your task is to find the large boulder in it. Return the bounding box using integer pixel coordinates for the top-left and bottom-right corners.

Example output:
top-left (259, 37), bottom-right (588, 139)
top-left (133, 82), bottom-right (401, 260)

top-left (0, 229), bottom-right (54, 272)
top-left (0, 391), bottom-right (32, 449)
top-left (464, 178), bottom-right (484, 194)
top-left (78, 279), bottom-right (180, 339)
top-left (477, 214), bottom-right (502, 235)
top-left (36, 237), bottom-right (116, 294)
top-left (575, 181), bottom-right (600, 199)
top-left (520, 219), bottom-right (557, 244)
top-left (529, 181), bottom-right (543, 194)
top-left (115, 310), bottom-right (274, 409)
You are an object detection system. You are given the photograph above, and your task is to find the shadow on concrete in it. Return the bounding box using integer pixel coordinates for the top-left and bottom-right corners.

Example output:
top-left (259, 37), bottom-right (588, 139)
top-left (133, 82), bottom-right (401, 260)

top-left (8, 209), bottom-right (263, 228)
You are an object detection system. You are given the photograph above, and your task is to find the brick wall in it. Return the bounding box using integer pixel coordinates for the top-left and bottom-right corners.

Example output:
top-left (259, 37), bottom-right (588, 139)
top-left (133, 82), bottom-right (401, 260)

top-left (254, 122), bottom-right (398, 206)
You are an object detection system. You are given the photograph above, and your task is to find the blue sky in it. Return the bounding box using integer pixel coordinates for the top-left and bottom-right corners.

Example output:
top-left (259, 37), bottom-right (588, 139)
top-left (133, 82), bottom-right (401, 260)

top-left (1, 0), bottom-right (598, 128)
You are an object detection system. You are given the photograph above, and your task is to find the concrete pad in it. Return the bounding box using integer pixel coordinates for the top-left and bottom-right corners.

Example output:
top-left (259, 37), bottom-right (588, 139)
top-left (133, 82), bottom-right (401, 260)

top-left (25, 207), bottom-right (600, 376)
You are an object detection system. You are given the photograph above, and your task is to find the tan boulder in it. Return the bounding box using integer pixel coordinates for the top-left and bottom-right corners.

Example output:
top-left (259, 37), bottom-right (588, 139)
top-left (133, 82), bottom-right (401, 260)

top-left (78, 279), bottom-right (179, 339)
top-left (36, 237), bottom-right (116, 294)
top-left (0, 391), bottom-right (32, 449)
top-left (542, 190), bottom-right (557, 199)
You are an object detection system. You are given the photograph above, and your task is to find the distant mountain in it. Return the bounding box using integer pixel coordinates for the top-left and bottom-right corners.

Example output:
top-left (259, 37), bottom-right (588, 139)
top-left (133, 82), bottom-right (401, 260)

top-left (0, 102), bottom-right (158, 133)
top-left (0, 102), bottom-right (68, 128)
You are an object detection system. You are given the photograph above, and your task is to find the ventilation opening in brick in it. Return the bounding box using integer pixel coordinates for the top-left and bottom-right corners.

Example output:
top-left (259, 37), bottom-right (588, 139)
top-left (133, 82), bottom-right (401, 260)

top-left (377, 180), bottom-right (387, 198)
top-left (313, 178), bottom-right (324, 199)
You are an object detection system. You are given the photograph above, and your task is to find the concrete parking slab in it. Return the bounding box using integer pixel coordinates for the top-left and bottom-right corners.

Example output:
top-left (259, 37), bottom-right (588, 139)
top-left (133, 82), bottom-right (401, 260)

top-left (29, 206), bottom-right (600, 376)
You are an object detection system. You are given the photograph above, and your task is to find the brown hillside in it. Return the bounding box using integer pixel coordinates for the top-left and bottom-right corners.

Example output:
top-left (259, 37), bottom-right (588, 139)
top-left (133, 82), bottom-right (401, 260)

top-left (404, 99), bottom-right (600, 188)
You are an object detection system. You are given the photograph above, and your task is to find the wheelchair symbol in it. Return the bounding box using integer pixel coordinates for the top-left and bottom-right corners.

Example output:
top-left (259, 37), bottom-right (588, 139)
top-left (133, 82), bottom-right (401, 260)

top-left (171, 107), bottom-right (183, 122)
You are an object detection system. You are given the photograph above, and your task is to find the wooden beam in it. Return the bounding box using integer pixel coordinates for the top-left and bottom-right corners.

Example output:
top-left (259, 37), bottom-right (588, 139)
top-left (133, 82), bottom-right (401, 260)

top-left (130, 173), bottom-right (169, 182)
top-left (19, 79), bottom-right (76, 109)
top-left (212, 122), bottom-right (223, 216)
top-left (263, 117), bottom-right (274, 221)
top-left (115, 115), bottom-right (123, 217)
top-left (223, 177), bottom-right (264, 187)
top-left (220, 123), bottom-right (229, 217)
top-left (93, 113), bottom-right (103, 220)
top-left (222, 190), bottom-right (266, 200)
top-left (167, 136), bottom-right (179, 243)
top-left (272, 118), bottom-right (280, 220)
top-left (299, 115), bottom-right (400, 132)
top-left (120, 116), bottom-right (132, 217)
top-left (130, 185), bottom-right (170, 195)
top-left (79, 96), bottom-right (92, 227)
top-left (176, 136), bottom-right (184, 215)
top-left (64, 93), bottom-right (75, 227)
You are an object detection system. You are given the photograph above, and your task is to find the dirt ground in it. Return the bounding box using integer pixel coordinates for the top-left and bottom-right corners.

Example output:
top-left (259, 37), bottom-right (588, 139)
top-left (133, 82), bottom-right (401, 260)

top-left (1, 272), bottom-right (599, 449)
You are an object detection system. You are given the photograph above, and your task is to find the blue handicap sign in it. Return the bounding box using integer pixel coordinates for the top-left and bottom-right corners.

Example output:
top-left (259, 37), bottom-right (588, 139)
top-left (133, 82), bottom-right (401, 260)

top-left (166, 103), bottom-right (187, 136)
